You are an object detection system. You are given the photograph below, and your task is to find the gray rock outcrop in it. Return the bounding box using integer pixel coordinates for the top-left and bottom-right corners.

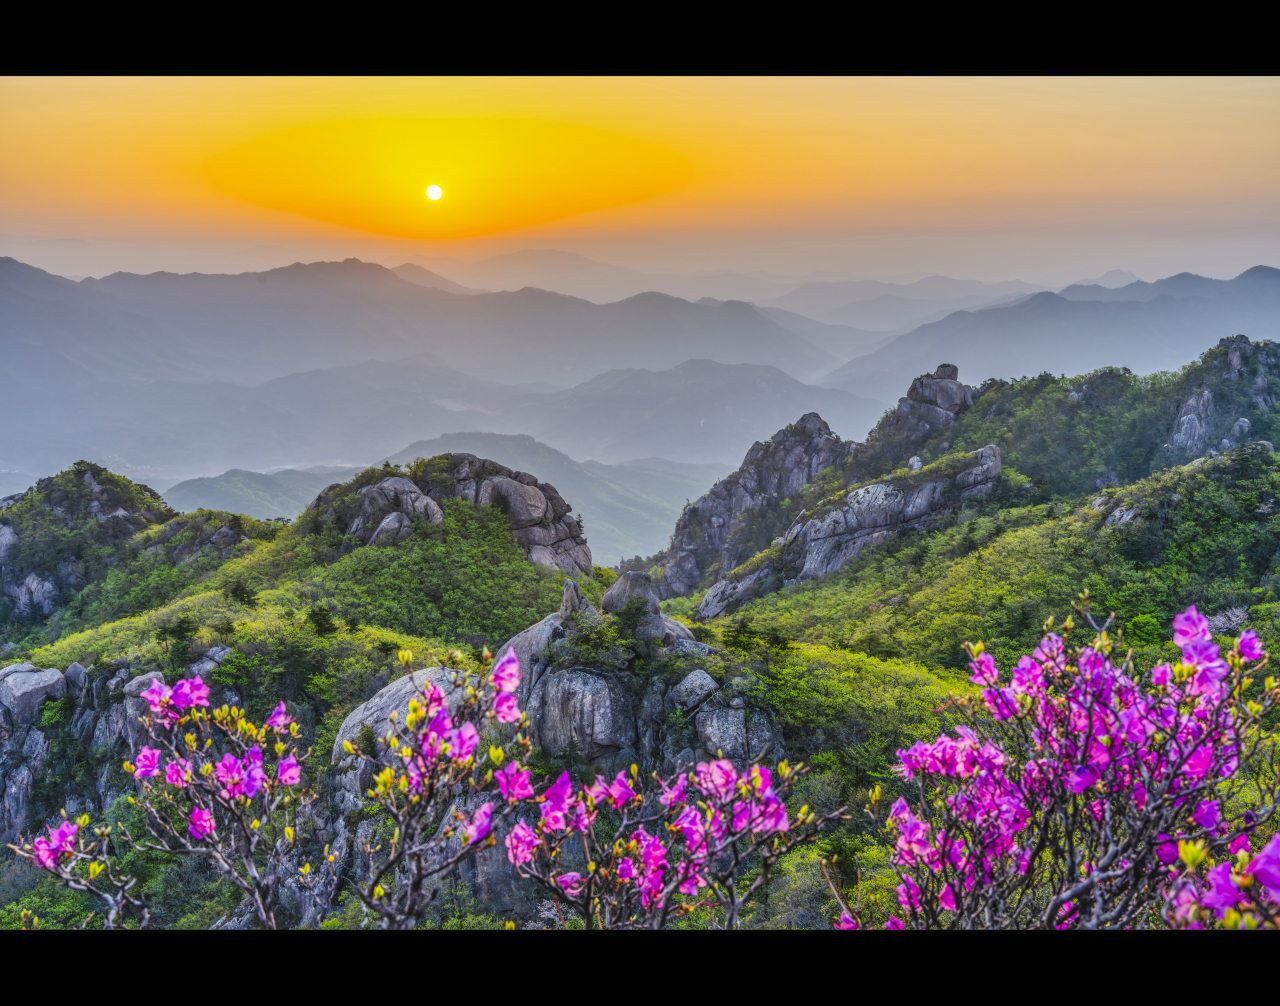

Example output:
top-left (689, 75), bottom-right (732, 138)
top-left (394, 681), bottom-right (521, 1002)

top-left (312, 455), bottom-right (592, 577)
top-left (0, 666), bottom-right (65, 724)
top-left (660, 414), bottom-right (855, 597)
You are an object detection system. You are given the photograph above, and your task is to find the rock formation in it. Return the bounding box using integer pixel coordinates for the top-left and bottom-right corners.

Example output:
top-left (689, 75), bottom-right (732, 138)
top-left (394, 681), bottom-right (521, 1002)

top-left (309, 454), bottom-right (593, 577)
top-left (659, 414), bottom-right (855, 597)
top-left (695, 445), bottom-right (1003, 619)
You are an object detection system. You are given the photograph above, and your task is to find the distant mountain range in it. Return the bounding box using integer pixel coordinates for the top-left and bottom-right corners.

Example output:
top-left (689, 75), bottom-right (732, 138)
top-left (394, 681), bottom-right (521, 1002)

top-left (162, 433), bottom-right (733, 562)
top-left (0, 256), bottom-right (839, 388)
top-left (822, 266), bottom-right (1280, 402)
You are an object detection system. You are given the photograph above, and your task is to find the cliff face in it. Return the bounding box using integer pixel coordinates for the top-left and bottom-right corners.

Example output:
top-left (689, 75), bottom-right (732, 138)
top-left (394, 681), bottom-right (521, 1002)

top-left (694, 445), bottom-right (1003, 619)
top-left (661, 413), bottom-right (854, 597)
top-left (309, 453), bottom-right (593, 578)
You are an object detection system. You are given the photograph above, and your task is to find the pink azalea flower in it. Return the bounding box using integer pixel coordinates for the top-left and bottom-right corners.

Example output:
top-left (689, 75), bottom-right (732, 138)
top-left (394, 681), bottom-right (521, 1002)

top-left (694, 759), bottom-right (737, 800)
top-left (634, 827), bottom-right (668, 875)
top-left (505, 819), bottom-right (539, 865)
top-left (189, 806), bottom-right (216, 840)
top-left (1172, 606), bottom-right (1211, 646)
top-left (490, 647), bottom-right (521, 693)
top-left (1181, 640), bottom-right (1229, 696)
top-left (1229, 833), bottom-right (1252, 856)
top-left (172, 676), bottom-right (211, 709)
top-left (586, 775), bottom-right (610, 804)
top-left (215, 752), bottom-right (246, 799)
top-left (277, 754), bottom-right (301, 786)
top-left (884, 916), bottom-right (905, 930)
top-left (496, 764), bottom-right (534, 802)
top-left (140, 678), bottom-right (172, 712)
top-left (1238, 629), bottom-right (1265, 661)
top-left (572, 798), bottom-right (596, 832)
top-left (1246, 833), bottom-right (1280, 890)
top-left (49, 820), bottom-right (78, 854)
top-left (617, 858), bottom-right (637, 882)
top-left (448, 722), bottom-right (479, 761)
top-left (1155, 834), bottom-right (1180, 865)
top-left (658, 774), bottom-right (688, 808)
top-left (896, 874), bottom-right (921, 911)
top-left (242, 746), bottom-right (266, 798)
top-left (493, 693), bottom-right (521, 723)
top-left (1150, 663), bottom-right (1172, 686)
top-left (540, 771), bottom-right (573, 831)
top-left (939, 883), bottom-right (957, 912)
top-left (968, 651), bottom-right (998, 686)
top-left (1191, 799), bottom-right (1220, 832)
top-left (33, 837), bottom-right (58, 870)
top-left (1067, 766), bottom-right (1099, 793)
top-left (133, 745), bottom-right (161, 779)
top-left (165, 758), bottom-right (192, 787)
top-left (606, 771), bottom-right (636, 809)
top-left (463, 802), bottom-right (493, 845)
top-left (1182, 745), bottom-right (1215, 779)
top-left (265, 701), bottom-right (294, 730)
top-left (1198, 862), bottom-right (1242, 917)
top-left (834, 909), bottom-right (858, 930)
top-left (557, 872), bottom-right (583, 897)
top-left (1011, 655), bottom-right (1044, 695)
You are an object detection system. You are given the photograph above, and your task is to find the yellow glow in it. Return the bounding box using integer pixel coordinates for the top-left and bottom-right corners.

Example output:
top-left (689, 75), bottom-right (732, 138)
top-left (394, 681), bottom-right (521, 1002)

top-left (1, 76), bottom-right (1276, 246)
top-left (203, 118), bottom-right (693, 239)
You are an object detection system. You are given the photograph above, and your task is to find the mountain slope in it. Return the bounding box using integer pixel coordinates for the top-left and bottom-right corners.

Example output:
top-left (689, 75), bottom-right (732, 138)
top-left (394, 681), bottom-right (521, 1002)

top-left (382, 432), bottom-right (731, 564)
top-left (163, 468), bottom-right (365, 519)
top-left (821, 267), bottom-right (1280, 401)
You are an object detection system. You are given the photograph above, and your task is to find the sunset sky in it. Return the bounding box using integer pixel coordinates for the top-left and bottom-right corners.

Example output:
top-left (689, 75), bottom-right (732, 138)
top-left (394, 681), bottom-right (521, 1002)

top-left (2, 76), bottom-right (1277, 283)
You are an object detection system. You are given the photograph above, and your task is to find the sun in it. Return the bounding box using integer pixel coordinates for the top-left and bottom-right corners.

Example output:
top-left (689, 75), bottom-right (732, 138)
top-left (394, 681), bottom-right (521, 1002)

top-left (426, 184), bottom-right (442, 201)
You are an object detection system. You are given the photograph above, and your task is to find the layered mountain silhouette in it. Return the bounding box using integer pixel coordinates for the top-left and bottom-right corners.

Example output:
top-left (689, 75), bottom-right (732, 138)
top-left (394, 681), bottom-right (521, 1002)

top-left (0, 257), bottom-right (840, 388)
top-left (822, 266), bottom-right (1280, 402)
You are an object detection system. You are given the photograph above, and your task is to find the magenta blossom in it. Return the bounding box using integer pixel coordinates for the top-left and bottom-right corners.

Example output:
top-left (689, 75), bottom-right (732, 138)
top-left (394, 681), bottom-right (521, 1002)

top-left (1198, 863), bottom-right (1243, 917)
top-left (1238, 629), bottom-right (1265, 662)
top-left (32, 838), bottom-right (58, 869)
top-left (968, 650), bottom-right (998, 685)
top-left (496, 764), bottom-right (534, 802)
top-left (939, 883), bottom-right (957, 912)
top-left (1151, 663), bottom-right (1172, 687)
top-left (505, 819), bottom-right (538, 865)
top-left (490, 647), bottom-right (521, 693)
top-left (694, 759), bottom-right (737, 800)
top-left (834, 909), bottom-right (858, 930)
top-left (49, 820), bottom-right (78, 854)
top-left (1172, 605), bottom-right (1211, 646)
top-left (463, 803), bottom-right (493, 845)
top-left (242, 746), bottom-right (266, 798)
top-left (265, 701), bottom-right (294, 730)
top-left (658, 774), bottom-right (689, 808)
top-left (277, 754), bottom-right (301, 786)
top-left (588, 771), bottom-right (636, 810)
top-left (1191, 799), bottom-right (1220, 832)
top-left (189, 806), bottom-right (216, 840)
top-left (540, 771), bottom-right (573, 831)
top-left (617, 858), bottom-right (637, 882)
top-left (493, 692), bottom-right (521, 723)
top-left (133, 745), bottom-right (161, 779)
top-left (140, 678), bottom-right (172, 711)
top-left (557, 872), bottom-right (584, 897)
top-left (884, 916), bottom-right (905, 930)
top-left (1228, 833), bottom-right (1251, 856)
top-left (447, 721), bottom-right (479, 762)
top-left (165, 758), bottom-right (192, 788)
top-left (1246, 833), bottom-right (1280, 890)
top-left (172, 675), bottom-right (210, 709)
top-left (572, 798), bottom-right (596, 832)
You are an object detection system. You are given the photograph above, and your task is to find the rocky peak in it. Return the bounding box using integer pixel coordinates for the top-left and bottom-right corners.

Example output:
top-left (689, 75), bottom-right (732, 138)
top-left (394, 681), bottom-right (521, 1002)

top-left (894, 363), bottom-right (975, 439)
top-left (659, 415), bottom-right (855, 597)
top-left (309, 453), bottom-right (592, 578)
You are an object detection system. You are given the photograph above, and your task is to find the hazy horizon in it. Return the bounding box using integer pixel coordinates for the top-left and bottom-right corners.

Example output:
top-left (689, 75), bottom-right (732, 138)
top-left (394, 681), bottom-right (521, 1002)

top-left (4, 76), bottom-right (1277, 287)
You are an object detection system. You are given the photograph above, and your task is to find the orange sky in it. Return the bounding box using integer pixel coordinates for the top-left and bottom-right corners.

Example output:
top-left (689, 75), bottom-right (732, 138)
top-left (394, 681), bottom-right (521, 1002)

top-left (2, 76), bottom-right (1277, 280)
